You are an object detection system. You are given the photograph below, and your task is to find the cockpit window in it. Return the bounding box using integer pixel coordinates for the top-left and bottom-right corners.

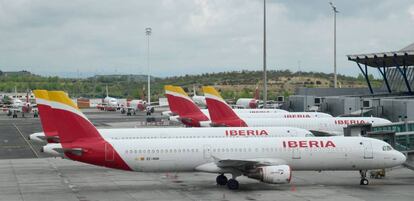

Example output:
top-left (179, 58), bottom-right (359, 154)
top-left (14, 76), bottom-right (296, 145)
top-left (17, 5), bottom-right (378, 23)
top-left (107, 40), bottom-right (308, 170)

top-left (382, 145), bottom-right (392, 151)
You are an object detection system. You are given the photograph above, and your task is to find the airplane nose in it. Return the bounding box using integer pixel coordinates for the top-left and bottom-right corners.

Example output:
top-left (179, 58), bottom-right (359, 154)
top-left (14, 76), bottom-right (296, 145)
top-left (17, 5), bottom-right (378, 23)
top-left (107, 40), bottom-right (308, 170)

top-left (394, 152), bottom-right (407, 165)
top-left (400, 153), bottom-right (407, 163)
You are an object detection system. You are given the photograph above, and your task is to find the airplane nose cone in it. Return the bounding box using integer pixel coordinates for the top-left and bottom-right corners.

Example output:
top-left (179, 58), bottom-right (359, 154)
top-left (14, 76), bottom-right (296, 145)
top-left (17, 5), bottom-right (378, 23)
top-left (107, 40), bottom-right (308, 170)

top-left (400, 153), bottom-right (407, 163)
top-left (394, 152), bottom-right (407, 165)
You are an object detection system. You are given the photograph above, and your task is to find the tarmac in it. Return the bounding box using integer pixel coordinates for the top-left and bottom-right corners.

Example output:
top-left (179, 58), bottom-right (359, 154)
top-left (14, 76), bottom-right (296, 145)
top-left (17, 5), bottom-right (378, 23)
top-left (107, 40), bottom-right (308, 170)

top-left (0, 109), bottom-right (413, 201)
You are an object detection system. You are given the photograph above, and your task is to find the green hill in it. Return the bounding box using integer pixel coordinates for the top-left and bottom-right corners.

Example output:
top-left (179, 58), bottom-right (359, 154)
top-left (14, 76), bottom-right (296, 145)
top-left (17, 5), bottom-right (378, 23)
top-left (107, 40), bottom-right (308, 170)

top-left (0, 70), bottom-right (381, 101)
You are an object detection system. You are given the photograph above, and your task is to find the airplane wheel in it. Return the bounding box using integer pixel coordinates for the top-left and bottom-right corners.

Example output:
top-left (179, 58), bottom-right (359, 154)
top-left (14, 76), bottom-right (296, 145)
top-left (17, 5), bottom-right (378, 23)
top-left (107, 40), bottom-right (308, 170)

top-left (360, 179), bottom-right (369, 185)
top-left (227, 179), bottom-right (239, 190)
top-left (216, 174), bottom-right (228, 186)
top-left (13, 114), bottom-right (17, 118)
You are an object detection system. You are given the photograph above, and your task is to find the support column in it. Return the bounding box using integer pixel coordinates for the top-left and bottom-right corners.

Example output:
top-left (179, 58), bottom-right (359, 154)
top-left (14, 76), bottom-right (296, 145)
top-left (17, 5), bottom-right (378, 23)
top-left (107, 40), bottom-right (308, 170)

top-left (373, 55), bottom-right (391, 93)
top-left (393, 54), bottom-right (412, 93)
top-left (356, 57), bottom-right (374, 94)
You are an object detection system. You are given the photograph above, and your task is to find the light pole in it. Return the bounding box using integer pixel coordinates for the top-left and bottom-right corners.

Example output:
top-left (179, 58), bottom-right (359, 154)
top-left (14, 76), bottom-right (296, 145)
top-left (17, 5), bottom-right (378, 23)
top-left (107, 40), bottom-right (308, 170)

top-left (145, 27), bottom-right (152, 105)
top-left (329, 2), bottom-right (339, 88)
top-left (263, 0), bottom-right (267, 108)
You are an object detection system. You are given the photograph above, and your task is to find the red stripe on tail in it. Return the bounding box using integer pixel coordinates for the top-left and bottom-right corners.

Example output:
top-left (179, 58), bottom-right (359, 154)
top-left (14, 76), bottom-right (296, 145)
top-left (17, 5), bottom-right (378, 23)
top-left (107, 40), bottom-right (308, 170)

top-left (205, 98), bottom-right (247, 127)
top-left (49, 91), bottom-right (131, 171)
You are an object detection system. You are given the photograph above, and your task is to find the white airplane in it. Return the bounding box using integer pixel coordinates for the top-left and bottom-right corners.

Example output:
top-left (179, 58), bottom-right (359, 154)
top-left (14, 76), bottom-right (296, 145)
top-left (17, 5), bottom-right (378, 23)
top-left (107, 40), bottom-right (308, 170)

top-left (30, 90), bottom-right (314, 146)
top-left (202, 86), bottom-right (392, 135)
top-left (7, 90), bottom-right (37, 118)
top-left (192, 86), bottom-right (207, 108)
top-left (40, 90), bottom-right (406, 190)
top-left (235, 86), bottom-right (261, 109)
top-left (121, 99), bottom-right (147, 115)
top-left (98, 86), bottom-right (119, 111)
top-left (165, 86), bottom-right (332, 127)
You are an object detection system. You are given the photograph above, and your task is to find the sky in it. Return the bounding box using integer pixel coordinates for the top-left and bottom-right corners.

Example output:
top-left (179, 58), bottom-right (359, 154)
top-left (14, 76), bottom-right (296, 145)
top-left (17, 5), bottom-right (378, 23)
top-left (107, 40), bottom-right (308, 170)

top-left (0, 0), bottom-right (413, 78)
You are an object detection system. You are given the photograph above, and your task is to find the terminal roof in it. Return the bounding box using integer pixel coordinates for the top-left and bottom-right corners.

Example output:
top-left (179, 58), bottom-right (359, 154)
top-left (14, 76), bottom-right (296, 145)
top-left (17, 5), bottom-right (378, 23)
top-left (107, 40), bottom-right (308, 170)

top-left (347, 43), bottom-right (414, 67)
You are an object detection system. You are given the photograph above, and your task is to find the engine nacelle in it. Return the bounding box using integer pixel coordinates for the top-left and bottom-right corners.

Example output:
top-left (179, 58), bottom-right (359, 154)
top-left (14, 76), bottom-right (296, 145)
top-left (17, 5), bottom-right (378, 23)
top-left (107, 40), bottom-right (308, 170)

top-left (246, 165), bottom-right (292, 184)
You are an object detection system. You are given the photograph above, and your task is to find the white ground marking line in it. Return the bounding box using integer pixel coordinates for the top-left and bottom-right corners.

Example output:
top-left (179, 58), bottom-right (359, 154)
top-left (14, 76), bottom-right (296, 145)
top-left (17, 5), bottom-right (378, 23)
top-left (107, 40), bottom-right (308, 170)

top-left (9, 160), bottom-right (24, 201)
top-left (12, 123), bottom-right (40, 158)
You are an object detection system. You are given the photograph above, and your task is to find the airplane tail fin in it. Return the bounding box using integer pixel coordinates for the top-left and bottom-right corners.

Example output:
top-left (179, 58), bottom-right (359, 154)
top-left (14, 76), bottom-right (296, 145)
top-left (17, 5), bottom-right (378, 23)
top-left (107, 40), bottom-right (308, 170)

top-left (254, 85), bottom-right (260, 100)
top-left (202, 86), bottom-right (247, 126)
top-left (32, 90), bottom-right (59, 143)
top-left (164, 85), bottom-right (209, 126)
top-left (26, 91), bottom-right (29, 103)
top-left (47, 91), bottom-right (100, 143)
top-left (47, 91), bottom-right (131, 170)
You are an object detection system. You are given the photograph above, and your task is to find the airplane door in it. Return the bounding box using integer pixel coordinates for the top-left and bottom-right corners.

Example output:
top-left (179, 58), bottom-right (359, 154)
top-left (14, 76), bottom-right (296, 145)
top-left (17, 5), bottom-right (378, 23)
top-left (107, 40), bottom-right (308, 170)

top-left (203, 145), bottom-right (212, 159)
top-left (105, 143), bottom-right (115, 162)
top-left (292, 148), bottom-right (301, 159)
top-left (363, 141), bottom-right (373, 159)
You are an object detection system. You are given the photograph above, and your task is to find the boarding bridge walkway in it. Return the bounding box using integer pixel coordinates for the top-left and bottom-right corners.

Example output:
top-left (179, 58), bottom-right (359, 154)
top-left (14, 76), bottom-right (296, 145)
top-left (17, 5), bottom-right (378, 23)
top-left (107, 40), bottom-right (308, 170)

top-left (370, 122), bottom-right (414, 170)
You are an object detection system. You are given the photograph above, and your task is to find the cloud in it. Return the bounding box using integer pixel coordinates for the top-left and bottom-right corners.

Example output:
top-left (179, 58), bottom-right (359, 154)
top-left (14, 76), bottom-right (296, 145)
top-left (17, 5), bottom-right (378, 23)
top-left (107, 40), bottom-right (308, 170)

top-left (409, 5), bottom-right (414, 21)
top-left (0, 0), bottom-right (413, 77)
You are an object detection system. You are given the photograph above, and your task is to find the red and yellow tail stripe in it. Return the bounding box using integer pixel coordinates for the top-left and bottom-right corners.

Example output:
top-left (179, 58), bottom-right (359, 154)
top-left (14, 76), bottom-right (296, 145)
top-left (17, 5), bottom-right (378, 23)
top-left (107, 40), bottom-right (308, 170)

top-left (202, 86), bottom-right (227, 104)
top-left (33, 90), bottom-right (59, 141)
top-left (164, 85), bottom-right (193, 102)
top-left (47, 91), bottom-right (90, 123)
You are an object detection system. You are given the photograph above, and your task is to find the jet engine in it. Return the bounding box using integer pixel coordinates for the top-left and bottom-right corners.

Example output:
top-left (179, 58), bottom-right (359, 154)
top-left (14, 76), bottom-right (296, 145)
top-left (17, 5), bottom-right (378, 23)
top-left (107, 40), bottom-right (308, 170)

top-left (246, 165), bottom-right (292, 184)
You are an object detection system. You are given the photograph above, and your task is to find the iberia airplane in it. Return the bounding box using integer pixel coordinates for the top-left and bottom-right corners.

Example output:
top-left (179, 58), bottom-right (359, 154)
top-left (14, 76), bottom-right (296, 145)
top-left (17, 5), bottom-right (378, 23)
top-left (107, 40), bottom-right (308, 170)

top-left (38, 90), bottom-right (405, 190)
top-left (235, 86), bottom-right (261, 109)
top-left (164, 85), bottom-right (332, 127)
top-left (202, 86), bottom-right (392, 136)
top-left (30, 90), bottom-right (313, 149)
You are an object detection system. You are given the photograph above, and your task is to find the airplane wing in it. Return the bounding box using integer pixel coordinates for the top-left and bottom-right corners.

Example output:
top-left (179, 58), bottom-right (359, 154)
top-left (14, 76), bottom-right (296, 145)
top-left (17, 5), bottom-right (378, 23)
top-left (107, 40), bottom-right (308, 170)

top-left (8, 108), bottom-right (22, 112)
top-left (195, 156), bottom-right (287, 173)
top-left (215, 157), bottom-right (287, 169)
top-left (309, 130), bottom-right (342, 136)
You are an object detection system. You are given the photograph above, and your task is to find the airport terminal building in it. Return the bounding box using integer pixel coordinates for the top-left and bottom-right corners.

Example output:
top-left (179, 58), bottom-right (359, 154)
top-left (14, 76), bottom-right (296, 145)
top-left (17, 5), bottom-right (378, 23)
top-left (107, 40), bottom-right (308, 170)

top-left (287, 43), bottom-right (414, 161)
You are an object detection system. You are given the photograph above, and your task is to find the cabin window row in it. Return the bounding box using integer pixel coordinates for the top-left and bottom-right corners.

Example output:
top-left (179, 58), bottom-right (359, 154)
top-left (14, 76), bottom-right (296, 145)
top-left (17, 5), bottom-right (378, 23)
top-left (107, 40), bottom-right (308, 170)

top-left (126, 149), bottom-right (200, 154)
top-left (112, 135), bottom-right (282, 140)
top-left (125, 147), bottom-right (350, 154)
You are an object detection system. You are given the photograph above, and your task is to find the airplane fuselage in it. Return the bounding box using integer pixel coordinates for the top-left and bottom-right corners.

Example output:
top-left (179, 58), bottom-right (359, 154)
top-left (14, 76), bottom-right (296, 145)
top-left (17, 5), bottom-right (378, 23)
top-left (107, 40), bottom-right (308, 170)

top-left (71, 136), bottom-right (405, 172)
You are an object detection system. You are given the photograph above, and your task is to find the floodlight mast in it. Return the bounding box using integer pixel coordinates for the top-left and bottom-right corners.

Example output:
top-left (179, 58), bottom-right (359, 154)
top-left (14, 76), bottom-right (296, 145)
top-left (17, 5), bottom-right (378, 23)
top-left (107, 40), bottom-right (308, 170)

top-left (329, 2), bottom-right (339, 88)
top-left (263, 0), bottom-right (267, 108)
top-left (145, 27), bottom-right (152, 105)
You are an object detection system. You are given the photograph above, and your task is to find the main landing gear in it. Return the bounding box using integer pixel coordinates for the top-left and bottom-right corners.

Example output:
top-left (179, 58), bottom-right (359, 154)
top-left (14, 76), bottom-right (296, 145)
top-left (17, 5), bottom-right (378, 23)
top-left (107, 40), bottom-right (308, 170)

top-left (216, 174), bottom-right (239, 190)
top-left (216, 174), bottom-right (228, 185)
top-left (359, 170), bottom-right (369, 185)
